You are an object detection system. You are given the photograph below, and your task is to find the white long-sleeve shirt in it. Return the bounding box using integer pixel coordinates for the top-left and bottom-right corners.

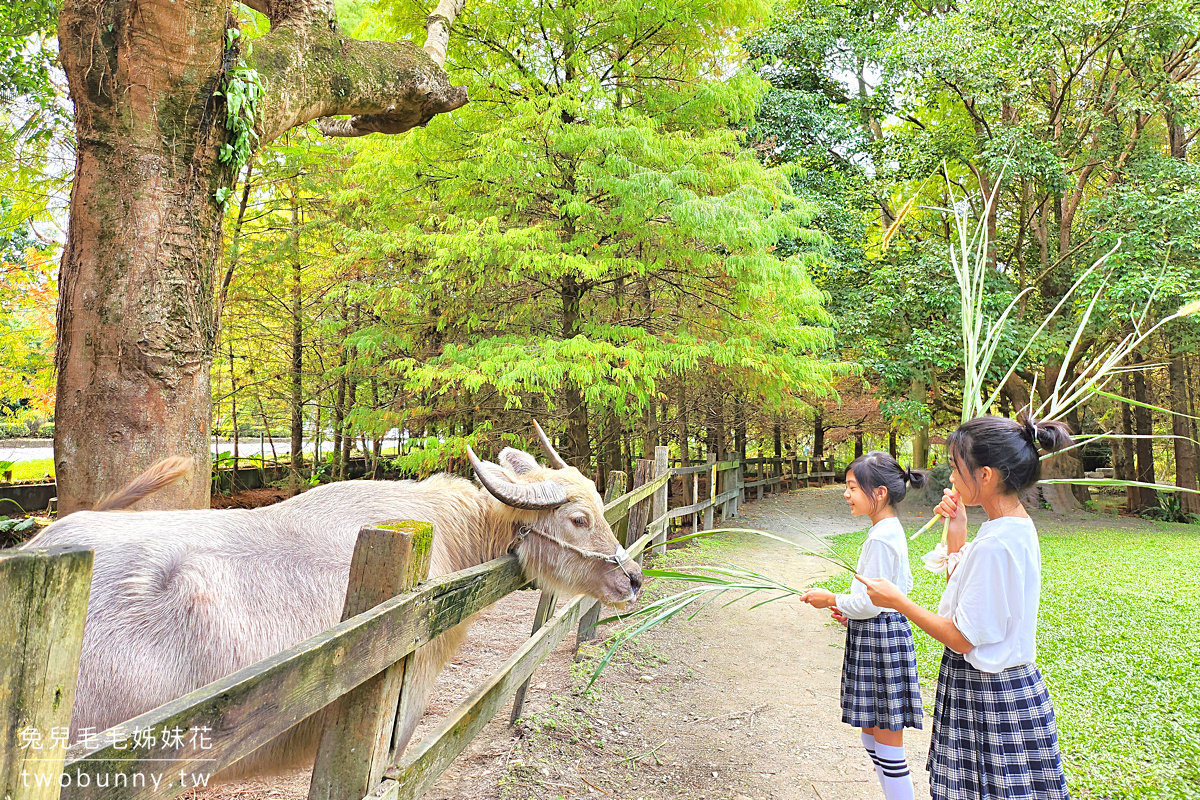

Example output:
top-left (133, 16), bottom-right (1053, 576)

top-left (936, 515), bottom-right (1041, 672)
top-left (836, 516), bottom-right (914, 619)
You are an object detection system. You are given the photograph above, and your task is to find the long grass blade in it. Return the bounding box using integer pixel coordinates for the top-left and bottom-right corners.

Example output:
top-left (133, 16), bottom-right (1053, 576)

top-left (659, 525), bottom-right (855, 572)
top-left (1038, 478), bottom-right (1200, 493)
top-left (1092, 389), bottom-right (1200, 421)
top-left (1047, 432), bottom-right (1200, 460)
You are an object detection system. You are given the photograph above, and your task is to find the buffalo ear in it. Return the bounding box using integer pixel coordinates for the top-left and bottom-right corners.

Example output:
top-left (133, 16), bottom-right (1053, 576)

top-left (499, 447), bottom-right (540, 475)
top-left (467, 446), bottom-right (568, 510)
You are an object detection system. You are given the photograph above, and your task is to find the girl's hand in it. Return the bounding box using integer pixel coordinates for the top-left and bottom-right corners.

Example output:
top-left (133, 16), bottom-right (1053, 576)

top-left (830, 607), bottom-right (849, 627)
top-left (934, 488), bottom-right (967, 546)
top-left (800, 588), bottom-right (837, 609)
top-left (853, 575), bottom-right (904, 610)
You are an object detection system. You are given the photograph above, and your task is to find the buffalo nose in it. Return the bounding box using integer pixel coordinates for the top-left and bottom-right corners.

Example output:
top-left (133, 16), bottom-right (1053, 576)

top-left (629, 570), bottom-right (643, 595)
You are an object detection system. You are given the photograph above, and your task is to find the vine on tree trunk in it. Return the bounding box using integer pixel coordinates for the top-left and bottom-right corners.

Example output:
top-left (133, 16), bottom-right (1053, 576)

top-left (214, 27), bottom-right (262, 208)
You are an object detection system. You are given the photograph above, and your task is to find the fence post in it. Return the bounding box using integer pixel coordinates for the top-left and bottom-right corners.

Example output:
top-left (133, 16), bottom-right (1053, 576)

top-left (716, 456), bottom-right (724, 521)
top-left (703, 453), bottom-right (716, 531)
top-left (309, 520), bottom-right (433, 800)
top-left (729, 454), bottom-right (739, 518)
top-left (627, 459), bottom-right (653, 548)
top-left (651, 446), bottom-right (669, 557)
top-left (509, 588), bottom-right (557, 725)
top-left (756, 450), bottom-right (764, 501)
top-left (575, 471), bottom-right (628, 650)
top-left (1, 545), bottom-right (93, 800)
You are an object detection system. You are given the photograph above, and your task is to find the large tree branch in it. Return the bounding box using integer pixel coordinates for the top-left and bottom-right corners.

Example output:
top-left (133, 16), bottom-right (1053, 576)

top-left (248, 24), bottom-right (467, 142)
top-left (423, 0), bottom-right (466, 68)
top-left (241, 0), bottom-right (468, 141)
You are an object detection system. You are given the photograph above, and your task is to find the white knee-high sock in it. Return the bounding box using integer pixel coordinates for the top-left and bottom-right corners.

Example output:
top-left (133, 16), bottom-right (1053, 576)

top-left (873, 742), bottom-right (914, 800)
top-left (860, 732), bottom-right (885, 783)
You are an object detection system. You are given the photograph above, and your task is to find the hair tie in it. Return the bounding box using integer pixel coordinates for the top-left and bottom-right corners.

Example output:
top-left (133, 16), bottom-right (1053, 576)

top-left (1020, 417), bottom-right (1040, 447)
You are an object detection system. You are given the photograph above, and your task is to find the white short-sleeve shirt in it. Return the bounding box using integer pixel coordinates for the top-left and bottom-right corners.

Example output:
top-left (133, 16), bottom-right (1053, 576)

top-left (937, 515), bottom-right (1041, 673)
top-left (836, 516), bottom-right (914, 620)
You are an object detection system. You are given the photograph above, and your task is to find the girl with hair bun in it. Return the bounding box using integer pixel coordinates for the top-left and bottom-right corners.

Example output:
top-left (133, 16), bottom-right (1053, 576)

top-left (801, 451), bottom-right (926, 800)
top-left (857, 415), bottom-right (1073, 800)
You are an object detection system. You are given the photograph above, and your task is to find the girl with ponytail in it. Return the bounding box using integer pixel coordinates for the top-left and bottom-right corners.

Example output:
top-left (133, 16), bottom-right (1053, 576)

top-left (857, 415), bottom-right (1073, 800)
top-left (801, 451), bottom-right (926, 800)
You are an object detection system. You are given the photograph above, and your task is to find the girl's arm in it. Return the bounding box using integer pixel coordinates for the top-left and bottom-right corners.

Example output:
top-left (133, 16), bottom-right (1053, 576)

top-left (834, 539), bottom-right (894, 618)
top-left (854, 575), bottom-right (975, 654)
top-left (803, 540), bottom-right (889, 615)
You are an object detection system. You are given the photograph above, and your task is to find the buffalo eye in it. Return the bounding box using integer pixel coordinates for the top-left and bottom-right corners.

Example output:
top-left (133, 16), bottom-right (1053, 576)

top-left (571, 514), bottom-right (589, 528)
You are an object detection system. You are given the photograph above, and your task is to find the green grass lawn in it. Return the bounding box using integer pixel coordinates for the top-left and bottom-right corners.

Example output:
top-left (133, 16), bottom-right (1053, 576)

top-left (818, 515), bottom-right (1200, 799)
top-left (3, 458), bottom-right (55, 482)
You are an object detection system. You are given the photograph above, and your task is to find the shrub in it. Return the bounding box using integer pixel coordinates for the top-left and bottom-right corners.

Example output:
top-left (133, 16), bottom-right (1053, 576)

top-left (37, 422), bottom-right (53, 438)
top-left (920, 461), bottom-right (952, 504)
top-left (0, 422), bottom-right (30, 438)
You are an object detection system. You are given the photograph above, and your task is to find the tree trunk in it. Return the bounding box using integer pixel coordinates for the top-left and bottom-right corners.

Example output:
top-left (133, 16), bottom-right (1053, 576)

top-left (714, 400), bottom-right (727, 460)
top-left (53, 0), bottom-right (230, 512)
top-left (911, 378), bottom-right (929, 469)
top-left (1064, 406), bottom-right (1090, 507)
top-left (256, 397), bottom-right (278, 465)
top-left (1169, 355), bottom-right (1199, 513)
top-left (311, 399), bottom-right (322, 480)
top-left (678, 380), bottom-right (691, 505)
top-left (854, 431), bottom-right (864, 460)
top-left (332, 362), bottom-right (347, 479)
top-left (229, 341), bottom-right (239, 485)
top-left (812, 413), bottom-right (825, 459)
top-left (647, 399), bottom-right (660, 455)
top-left (52, 0), bottom-right (468, 513)
top-left (1188, 358), bottom-right (1200, 482)
top-left (889, 429), bottom-right (897, 460)
top-left (607, 413), bottom-right (622, 488)
top-left (1132, 353), bottom-right (1160, 511)
top-left (735, 396), bottom-right (747, 462)
top-left (1166, 116), bottom-right (1196, 514)
top-left (560, 275), bottom-right (591, 470)
top-left (1120, 371), bottom-right (1139, 511)
top-left (341, 376), bottom-right (356, 480)
top-left (288, 181), bottom-right (304, 493)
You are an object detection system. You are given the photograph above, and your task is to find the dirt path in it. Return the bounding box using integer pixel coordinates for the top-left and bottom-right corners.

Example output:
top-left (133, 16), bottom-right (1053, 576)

top-left (196, 486), bottom-right (937, 800)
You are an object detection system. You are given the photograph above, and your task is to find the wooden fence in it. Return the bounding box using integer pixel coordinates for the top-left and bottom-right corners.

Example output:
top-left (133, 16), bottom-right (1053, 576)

top-left (0, 449), bottom-right (838, 800)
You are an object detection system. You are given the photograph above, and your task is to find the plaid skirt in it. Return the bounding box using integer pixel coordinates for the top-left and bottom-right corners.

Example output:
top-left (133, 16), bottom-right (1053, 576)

top-left (840, 611), bottom-right (924, 731)
top-left (928, 649), bottom-right (1069, 800)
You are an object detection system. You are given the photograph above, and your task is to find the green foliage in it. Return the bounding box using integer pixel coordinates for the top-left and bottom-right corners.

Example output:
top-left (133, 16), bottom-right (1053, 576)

top-left (1143, 492), bottom-right (1200, 524)
top-left (8, 458), bottom-right (54, 482)
top-left (0, 515), bottom-right (38, 547)
top-left (751, 0), bottom-right (1200, 457)
top-left (0, 223), bottom-right (57, 417)
top-left (0, 0), bottom-right (59, 110)
top-left (0, 421), bottom-right (30, 438)
top-left (215, 27), bottom-right (262, 207)
top-left (313, 0), bottom-right (840, 456)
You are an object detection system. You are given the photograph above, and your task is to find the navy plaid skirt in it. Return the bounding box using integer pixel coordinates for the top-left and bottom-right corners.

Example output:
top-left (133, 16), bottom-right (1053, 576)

top-left (928, 648), bottom-right (1069, 800)
top-left (840, 611), bottom-right (924, 731)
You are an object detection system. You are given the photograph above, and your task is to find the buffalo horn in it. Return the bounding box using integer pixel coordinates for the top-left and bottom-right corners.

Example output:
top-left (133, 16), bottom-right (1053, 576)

top-left (467, 445), bottom-right (568, 509)
top-left (532, 419), bottom-right (569, 469)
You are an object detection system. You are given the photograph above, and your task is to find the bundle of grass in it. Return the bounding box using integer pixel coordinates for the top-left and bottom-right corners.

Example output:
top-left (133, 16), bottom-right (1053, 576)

top-left (907, 174), bottom-right (1200, 545)
top-left (586, 523), bottom-right (855, 688)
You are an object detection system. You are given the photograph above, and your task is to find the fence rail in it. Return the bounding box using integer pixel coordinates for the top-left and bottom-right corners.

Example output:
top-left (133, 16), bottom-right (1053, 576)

top-left (1, 449), bottom-right (839, 800)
